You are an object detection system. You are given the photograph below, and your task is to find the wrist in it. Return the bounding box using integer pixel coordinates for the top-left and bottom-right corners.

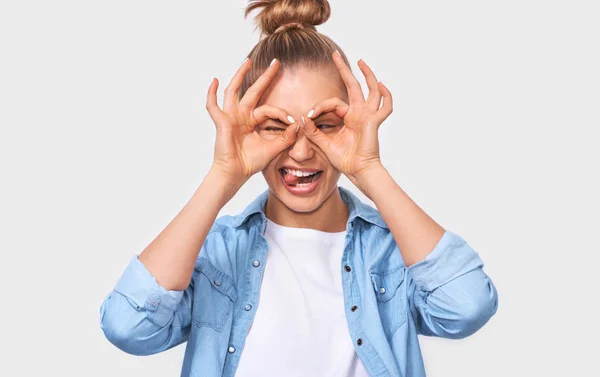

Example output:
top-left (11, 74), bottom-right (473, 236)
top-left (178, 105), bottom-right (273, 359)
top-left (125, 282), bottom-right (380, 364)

top-left (352, 163), bottom-right (388, 197)
top-left (204, 165), bottom-right (245, 204)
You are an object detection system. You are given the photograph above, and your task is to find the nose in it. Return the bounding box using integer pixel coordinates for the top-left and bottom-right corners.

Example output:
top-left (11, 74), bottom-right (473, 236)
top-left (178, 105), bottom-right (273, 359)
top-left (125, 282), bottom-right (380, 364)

top-left (287, 127), bottom-right (315, 162)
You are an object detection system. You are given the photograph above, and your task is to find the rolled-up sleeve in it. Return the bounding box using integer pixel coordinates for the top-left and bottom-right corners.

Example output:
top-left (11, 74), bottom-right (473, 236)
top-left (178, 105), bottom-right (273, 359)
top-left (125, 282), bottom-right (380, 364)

top-left (100, 256), bottom-right (192, 355)
top-left (406, 230), bottom-right (498, 339)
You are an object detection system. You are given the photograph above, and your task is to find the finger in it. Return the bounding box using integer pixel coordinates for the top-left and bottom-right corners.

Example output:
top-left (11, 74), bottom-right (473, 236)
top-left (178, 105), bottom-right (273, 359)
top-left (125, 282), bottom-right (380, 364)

top-left (300, 115), bottom-right (332, 152)
top-left (374, 81), bottom-right (393, 125)
top-left (252, 105), bottom-right (296, 132)
top-left (357, 59), bottom-right (382, 111)
top-left (332, 51), bottom-right (365, 104)
top-left (223, 58), bottom-right (252, 112)
top-left (307, 97), bottom-right (349, 120)
top-left (239, 58), bottom-right (280, 110)
top-left (206, 78), bottom-right (227, 128)
top-left (264, 119), bottom-right (299, 157)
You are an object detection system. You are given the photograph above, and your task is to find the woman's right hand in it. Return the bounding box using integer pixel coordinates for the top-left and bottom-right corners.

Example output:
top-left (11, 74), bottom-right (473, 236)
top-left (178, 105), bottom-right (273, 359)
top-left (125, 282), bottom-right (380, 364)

top-left (206, 58), bottom-right (299, 187)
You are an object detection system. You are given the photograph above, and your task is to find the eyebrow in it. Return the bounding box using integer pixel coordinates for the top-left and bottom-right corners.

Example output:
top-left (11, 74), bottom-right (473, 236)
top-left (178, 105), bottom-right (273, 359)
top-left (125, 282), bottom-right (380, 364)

top-left (263, 112), bottom-right (342, 126)
top-left (265, 118), bottom-right (288, 127)
top-left (313, 112), bottom-right (342, 122)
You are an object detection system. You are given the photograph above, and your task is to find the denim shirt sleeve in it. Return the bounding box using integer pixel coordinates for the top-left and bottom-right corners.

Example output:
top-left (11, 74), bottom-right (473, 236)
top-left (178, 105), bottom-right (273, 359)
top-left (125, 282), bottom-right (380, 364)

top-left (99, 256), bottom-right (193, 355)
top-left (406, 230), bottom-right (498, 339)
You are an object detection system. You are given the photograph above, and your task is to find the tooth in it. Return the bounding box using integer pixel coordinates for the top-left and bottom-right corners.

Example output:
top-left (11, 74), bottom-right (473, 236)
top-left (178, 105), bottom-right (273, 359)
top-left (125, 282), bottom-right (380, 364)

top-left (284, 169), bottom-right (319, 177)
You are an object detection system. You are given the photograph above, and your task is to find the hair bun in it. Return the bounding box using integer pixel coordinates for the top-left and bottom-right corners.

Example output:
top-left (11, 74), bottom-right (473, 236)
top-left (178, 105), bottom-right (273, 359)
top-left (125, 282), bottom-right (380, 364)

top-left (245, 0), bottom-right (331, 36)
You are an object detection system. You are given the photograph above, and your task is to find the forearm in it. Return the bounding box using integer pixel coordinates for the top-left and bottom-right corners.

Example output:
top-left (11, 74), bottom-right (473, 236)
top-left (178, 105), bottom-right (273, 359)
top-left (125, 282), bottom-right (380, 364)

top-left (354, 164), bottom-right (445, 266)
top-left (411, 267), bottom-right (498, 338)
top-left (138, 166), bottom-right (240, 290)
top-left (100, 284), bottom-right (191, 355)
top-left (355, 166), bottom-right (498, 337)
top-left (100, 255), bottom-right (194, 354)
top-left (405, 229), bottom-right (498, 338)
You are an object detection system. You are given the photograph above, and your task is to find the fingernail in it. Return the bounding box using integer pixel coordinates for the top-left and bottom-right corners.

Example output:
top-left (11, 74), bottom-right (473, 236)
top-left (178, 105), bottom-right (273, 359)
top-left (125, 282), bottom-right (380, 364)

top-left (307, 109), bottom-right (314, 118)
top-left (334, 50), bottom-right (341, 57)
top-left (296, 123), bottom-right (300, 133)
top-left (270, 58), bottom-right (277, 66)
top-left (243, 57), bottom-right (249, 63)
top-left (287, 115), bottom-right (295, 123)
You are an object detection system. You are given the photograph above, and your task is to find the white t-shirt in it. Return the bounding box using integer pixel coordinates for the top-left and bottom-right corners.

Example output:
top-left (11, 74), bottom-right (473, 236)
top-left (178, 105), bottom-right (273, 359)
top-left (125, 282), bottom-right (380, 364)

top-left (235, 218), bottom-right (370, 377)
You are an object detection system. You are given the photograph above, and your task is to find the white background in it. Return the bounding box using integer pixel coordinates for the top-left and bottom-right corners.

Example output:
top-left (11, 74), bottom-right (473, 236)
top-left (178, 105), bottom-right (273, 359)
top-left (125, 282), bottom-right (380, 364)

top-left (1, 0), bottom-right (598, 376)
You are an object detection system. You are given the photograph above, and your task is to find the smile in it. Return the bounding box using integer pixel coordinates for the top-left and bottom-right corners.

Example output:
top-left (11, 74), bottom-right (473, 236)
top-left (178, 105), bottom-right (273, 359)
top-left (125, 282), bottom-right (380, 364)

top-left (279, 167), bottom-right (324, 195)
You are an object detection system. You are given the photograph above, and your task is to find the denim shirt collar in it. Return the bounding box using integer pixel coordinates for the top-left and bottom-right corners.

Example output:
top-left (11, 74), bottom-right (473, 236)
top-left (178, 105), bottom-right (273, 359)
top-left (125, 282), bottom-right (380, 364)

top-left (231, 186), bottom-right (388, 230)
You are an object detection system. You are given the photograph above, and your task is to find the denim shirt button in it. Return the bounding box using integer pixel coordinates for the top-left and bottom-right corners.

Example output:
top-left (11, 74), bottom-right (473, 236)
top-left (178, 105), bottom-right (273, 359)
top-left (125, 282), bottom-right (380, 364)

top-left (244, 304), bottom-right (252, 311)
top-left (252, 260), bottom-right (261, 267)
top-left (228, 346), bottom-right (236, 354)
top-left (357, 338), bottom-right (363, 346)
top-left (379, 287), bottom-right (386, 294)
top-left (214, 280), bottom-right (221, 287)
top-left (344, 265), bottom-right (352, 272)
top-left (351, 305), bottom-right (358, 312)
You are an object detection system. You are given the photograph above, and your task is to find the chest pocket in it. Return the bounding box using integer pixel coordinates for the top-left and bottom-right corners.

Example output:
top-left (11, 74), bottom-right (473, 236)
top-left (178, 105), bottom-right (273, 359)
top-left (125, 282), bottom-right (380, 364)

top-left (192, 258), bottom-right (238, 332)
top-left (370, 267), bottom-right (408, 340)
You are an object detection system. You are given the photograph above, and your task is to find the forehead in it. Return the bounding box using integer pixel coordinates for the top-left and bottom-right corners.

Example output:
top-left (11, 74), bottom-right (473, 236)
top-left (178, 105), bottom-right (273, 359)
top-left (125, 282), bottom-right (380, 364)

top-left (257, 66), bottom-right (348, 114)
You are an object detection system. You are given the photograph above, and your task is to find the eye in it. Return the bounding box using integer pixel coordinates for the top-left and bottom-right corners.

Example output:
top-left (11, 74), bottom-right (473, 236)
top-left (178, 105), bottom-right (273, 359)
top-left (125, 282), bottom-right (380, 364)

top-left (265, 127), bottom-right (284, 132)
top-left (317, 124), bottom-right (337, 130)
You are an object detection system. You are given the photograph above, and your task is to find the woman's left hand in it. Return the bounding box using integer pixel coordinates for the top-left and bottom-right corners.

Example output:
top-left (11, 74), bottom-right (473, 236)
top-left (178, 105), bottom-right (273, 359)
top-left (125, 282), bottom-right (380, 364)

top-left (301, 51), bottom-right (393, 185)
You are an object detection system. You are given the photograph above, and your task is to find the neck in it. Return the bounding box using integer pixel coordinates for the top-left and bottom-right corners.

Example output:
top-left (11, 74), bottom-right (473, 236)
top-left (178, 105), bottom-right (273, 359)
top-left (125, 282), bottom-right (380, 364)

top-left (264, 187), bottom-right (349, 232)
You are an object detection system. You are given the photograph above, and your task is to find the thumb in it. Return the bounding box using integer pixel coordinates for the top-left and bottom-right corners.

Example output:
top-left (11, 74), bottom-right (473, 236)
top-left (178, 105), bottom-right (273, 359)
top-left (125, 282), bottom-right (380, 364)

top-left (264, 121), bottom-right (299, 158)
top-left (301, 115), bottom-right (331, 151)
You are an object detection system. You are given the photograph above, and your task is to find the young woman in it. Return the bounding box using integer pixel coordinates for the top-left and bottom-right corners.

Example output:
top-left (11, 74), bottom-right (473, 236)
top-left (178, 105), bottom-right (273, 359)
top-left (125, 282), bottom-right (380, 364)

top-left (100, 1), bottom-right (498, 376)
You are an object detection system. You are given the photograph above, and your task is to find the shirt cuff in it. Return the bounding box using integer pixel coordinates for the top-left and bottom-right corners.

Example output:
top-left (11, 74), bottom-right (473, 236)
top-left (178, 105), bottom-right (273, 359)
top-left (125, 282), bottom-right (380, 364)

top-left (114, 256), bottom-right (184, 327)
top-left (407, 230), bottom-right (484, 292)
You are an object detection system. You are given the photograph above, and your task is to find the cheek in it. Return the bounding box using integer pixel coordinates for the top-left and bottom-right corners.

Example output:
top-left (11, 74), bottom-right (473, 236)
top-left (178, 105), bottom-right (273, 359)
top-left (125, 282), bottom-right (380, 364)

top-left (328, 170), bottom-right (342, 184)
top-left (322, 162), bottom-right (341, 184)
top-left (261, 155), bottom-right (281, 179)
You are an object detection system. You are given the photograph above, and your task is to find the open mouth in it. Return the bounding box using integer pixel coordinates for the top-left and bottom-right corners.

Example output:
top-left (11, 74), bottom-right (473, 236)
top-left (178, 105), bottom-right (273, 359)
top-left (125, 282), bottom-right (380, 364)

top-left (279, 168), bottom-right (323, 187)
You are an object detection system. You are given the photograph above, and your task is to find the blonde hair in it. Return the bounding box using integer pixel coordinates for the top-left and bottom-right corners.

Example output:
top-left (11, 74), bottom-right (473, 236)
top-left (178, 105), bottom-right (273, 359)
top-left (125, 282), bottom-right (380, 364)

top-left (240, 0), bottom-right (351, 97)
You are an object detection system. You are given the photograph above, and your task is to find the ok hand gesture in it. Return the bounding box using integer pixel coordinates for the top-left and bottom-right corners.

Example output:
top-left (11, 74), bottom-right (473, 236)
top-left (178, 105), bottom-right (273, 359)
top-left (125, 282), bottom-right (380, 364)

top-left (206, 58), bottom-right (300, 186)
top-left (301, 52), bottom-right (393, 185)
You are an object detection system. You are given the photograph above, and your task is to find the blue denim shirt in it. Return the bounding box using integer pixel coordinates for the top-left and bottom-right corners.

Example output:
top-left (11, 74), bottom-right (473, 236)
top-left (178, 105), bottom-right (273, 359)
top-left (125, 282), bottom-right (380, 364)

top-left (100, 186), bottom-right (498, 377)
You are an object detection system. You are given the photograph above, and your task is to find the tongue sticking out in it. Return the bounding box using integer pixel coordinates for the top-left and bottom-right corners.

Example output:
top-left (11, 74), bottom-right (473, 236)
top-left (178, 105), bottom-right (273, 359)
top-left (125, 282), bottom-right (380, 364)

top-left (284, 172), bottom-right (300, 186)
